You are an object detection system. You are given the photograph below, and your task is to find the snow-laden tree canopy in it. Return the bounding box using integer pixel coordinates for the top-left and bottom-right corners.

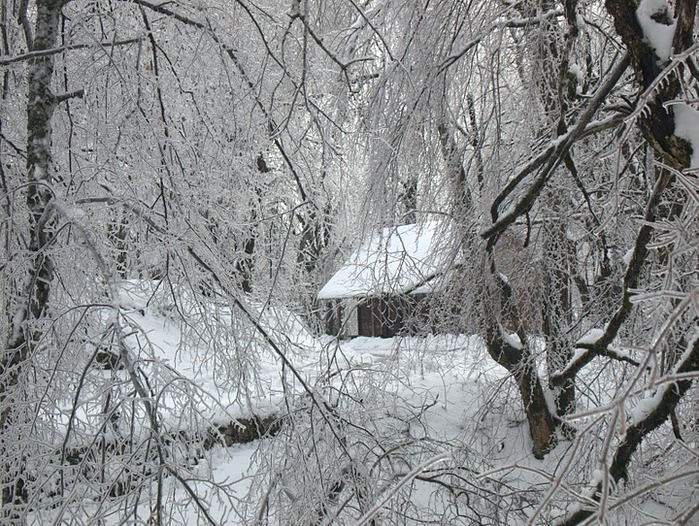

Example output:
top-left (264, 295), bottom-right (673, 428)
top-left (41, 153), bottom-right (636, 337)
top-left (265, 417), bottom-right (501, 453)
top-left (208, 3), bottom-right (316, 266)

top-left (0, 0), bottom-right (697, 524)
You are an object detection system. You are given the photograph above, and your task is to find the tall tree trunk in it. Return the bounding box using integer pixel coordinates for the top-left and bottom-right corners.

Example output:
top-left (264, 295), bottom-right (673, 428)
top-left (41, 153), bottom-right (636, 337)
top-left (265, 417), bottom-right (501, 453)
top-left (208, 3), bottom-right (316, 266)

top-left (482, 314), bottom-right (557, 459)
top-left (480, 251), bottom-right (558, 459)
top-left (520, 0), bottom-right (579, 420)
top-left (1, 0), bottom-right (65, 516)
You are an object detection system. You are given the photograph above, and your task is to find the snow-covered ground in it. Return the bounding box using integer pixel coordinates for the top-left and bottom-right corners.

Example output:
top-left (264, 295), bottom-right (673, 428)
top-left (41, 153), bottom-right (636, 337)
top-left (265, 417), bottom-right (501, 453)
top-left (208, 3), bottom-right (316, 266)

top-left (30, 281), bottom-right (693, 525)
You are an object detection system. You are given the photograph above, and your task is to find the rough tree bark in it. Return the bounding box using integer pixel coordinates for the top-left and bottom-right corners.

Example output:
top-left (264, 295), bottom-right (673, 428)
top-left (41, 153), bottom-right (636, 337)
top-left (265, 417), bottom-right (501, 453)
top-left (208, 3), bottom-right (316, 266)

top-left (482, 323), bottom-right (558, 459)
top-left (479, 0), bottom-right (581, 457)
top-left (606, 0), bottom-right (697, 168)
top-left (1, 0), bottom-right (69, 515)
top-left (480, 249), bottom-right (558, 459)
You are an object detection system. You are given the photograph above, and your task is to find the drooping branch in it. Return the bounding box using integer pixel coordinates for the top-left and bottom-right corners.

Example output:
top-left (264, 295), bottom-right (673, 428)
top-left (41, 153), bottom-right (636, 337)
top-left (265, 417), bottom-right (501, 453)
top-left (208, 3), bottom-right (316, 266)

top-left (481, 53), bottom-right (630, 242)
top-left (551, 165), bottom-right (673, 384)
top-left (559, 336), bottom-right (699, 526)
top-left (437, 120), bottom-right (471, 215)
top-left (130, 0), bottom-right (311, 203)
top-left (553, 0), bottom-right (698, 392)
top-left (438, 7), bottom-right (564, 75)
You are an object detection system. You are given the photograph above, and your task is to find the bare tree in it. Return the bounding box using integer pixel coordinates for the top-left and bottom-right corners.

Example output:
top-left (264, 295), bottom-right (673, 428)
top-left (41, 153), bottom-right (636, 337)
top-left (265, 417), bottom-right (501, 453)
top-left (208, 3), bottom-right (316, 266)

top-left (0, 0), bottom-right (346, 522)
top-left (273, 0), bottom-right (699, 524)
top-left (1, 0), bottom-right (696, 524)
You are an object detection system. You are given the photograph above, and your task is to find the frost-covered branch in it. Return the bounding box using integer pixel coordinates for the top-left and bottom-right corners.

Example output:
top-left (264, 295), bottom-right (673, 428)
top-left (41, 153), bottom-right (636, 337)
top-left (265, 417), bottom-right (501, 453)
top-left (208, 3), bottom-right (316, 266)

top-left (439, 7), bottom-right (564, 74)
top-left (131, 0), bottom-right (311, 202)
top-left (481, 53), bottom-right (630, 242)
top-left (0, 38), bottom-right (141, 66)
top-left (551, 166), bottom-right (675, 383)
top-left (559, 335), bottom-right (699, 526)
top-left (607, 0), bottom-right (698, 169)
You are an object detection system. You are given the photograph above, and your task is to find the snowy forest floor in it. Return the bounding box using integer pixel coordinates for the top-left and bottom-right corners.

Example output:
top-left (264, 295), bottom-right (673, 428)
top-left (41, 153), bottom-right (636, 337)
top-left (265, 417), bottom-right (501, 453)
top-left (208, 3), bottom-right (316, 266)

top-left (29, 281), bottom-right (692, 525)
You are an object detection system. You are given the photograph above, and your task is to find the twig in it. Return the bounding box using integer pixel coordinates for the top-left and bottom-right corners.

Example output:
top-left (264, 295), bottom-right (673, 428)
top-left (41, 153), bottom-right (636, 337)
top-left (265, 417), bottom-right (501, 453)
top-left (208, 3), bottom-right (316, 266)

top-left (354, 453), bottom-right (449, 526)
top-left (0, 38), bottom-right (141, 66)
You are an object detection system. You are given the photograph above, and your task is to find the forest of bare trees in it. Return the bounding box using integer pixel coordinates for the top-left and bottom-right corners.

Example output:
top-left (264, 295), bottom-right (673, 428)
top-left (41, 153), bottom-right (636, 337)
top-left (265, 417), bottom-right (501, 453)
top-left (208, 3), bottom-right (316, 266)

top-left (1, 0), bottom-right (697, 524)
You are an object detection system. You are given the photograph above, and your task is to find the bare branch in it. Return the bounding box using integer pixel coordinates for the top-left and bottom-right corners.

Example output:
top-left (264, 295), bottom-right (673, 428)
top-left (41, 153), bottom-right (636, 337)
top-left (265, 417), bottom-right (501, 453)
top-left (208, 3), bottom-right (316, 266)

top-left (18, 0), bottom-right (33, 51)
top-left (559, 336), bottom-right (699, 526)
top-left (481, 53), bottom-right (630, 241)
top-left (439, 8), bottom-right (564, 74)
top-left (551, 166), bottom-right (674, 383)
top-left (0, 38), bottom-right (141, 66)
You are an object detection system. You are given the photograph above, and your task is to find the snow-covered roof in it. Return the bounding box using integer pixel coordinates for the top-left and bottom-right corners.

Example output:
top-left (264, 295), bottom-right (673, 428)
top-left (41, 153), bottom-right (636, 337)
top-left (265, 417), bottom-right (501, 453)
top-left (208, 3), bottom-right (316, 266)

top-left (318, 221), bottom-right (453, 300)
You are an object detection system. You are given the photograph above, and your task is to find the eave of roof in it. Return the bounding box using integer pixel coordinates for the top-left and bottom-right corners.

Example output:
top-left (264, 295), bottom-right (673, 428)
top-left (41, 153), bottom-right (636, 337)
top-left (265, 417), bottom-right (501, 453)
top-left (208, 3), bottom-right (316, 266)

top-left (318, 221), bottom-right (454, 300)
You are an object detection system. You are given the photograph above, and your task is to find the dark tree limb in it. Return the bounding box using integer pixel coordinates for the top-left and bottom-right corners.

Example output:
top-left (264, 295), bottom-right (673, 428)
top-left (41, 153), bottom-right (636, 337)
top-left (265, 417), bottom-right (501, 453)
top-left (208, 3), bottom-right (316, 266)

top-left (2, 0), bottom-right (67, 512)
top-left (480, 249), bottom-right (558, 459)
top-left (606, 0), bottom-right (697, 170)
top-left (559, 336), bottom-right (699, 526)
top-left (551, 167), bottom-right (672, 383)
top-left (0, 38), bottom-right (141, 66)
top-left (482, 53), bottom-right (630, 242)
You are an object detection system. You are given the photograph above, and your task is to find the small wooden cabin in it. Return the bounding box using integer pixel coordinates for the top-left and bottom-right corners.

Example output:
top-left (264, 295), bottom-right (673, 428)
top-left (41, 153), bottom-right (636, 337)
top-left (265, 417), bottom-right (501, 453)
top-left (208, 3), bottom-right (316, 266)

top-left (318, 222), bottom-right (453, 338)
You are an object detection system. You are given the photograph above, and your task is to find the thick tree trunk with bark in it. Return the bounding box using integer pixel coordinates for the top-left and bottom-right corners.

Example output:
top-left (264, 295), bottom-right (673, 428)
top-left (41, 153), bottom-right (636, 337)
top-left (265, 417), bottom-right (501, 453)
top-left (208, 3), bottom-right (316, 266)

top-left (606, 0), bottom-right (697, 169)
top-left (481, 253), bottom-right (558, 459)
top-left (483, 319), bottom-right (557, 459)
top-left (1, 0), bottom-right (65, 515)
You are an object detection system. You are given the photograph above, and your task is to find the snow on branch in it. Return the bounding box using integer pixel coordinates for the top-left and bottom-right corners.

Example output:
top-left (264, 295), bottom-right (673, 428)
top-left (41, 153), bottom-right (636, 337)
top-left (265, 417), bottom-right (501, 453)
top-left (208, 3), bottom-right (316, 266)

top-left (481, 53), bottom-right (631, 241)
top-left (636, 0), bottom-right (677, 62)
top-left (551, 164), bottom-right (676, 383)
top-left (616, 42), bottom-right (699, 149)
top-left (558, 335), bottom-right (699, 526)
top-left (0, 38), bottom-right (142, 66)
top-left (672, 103), bottom-right (699, 168)
top-left (439, 8), bottom-right (563, 74)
